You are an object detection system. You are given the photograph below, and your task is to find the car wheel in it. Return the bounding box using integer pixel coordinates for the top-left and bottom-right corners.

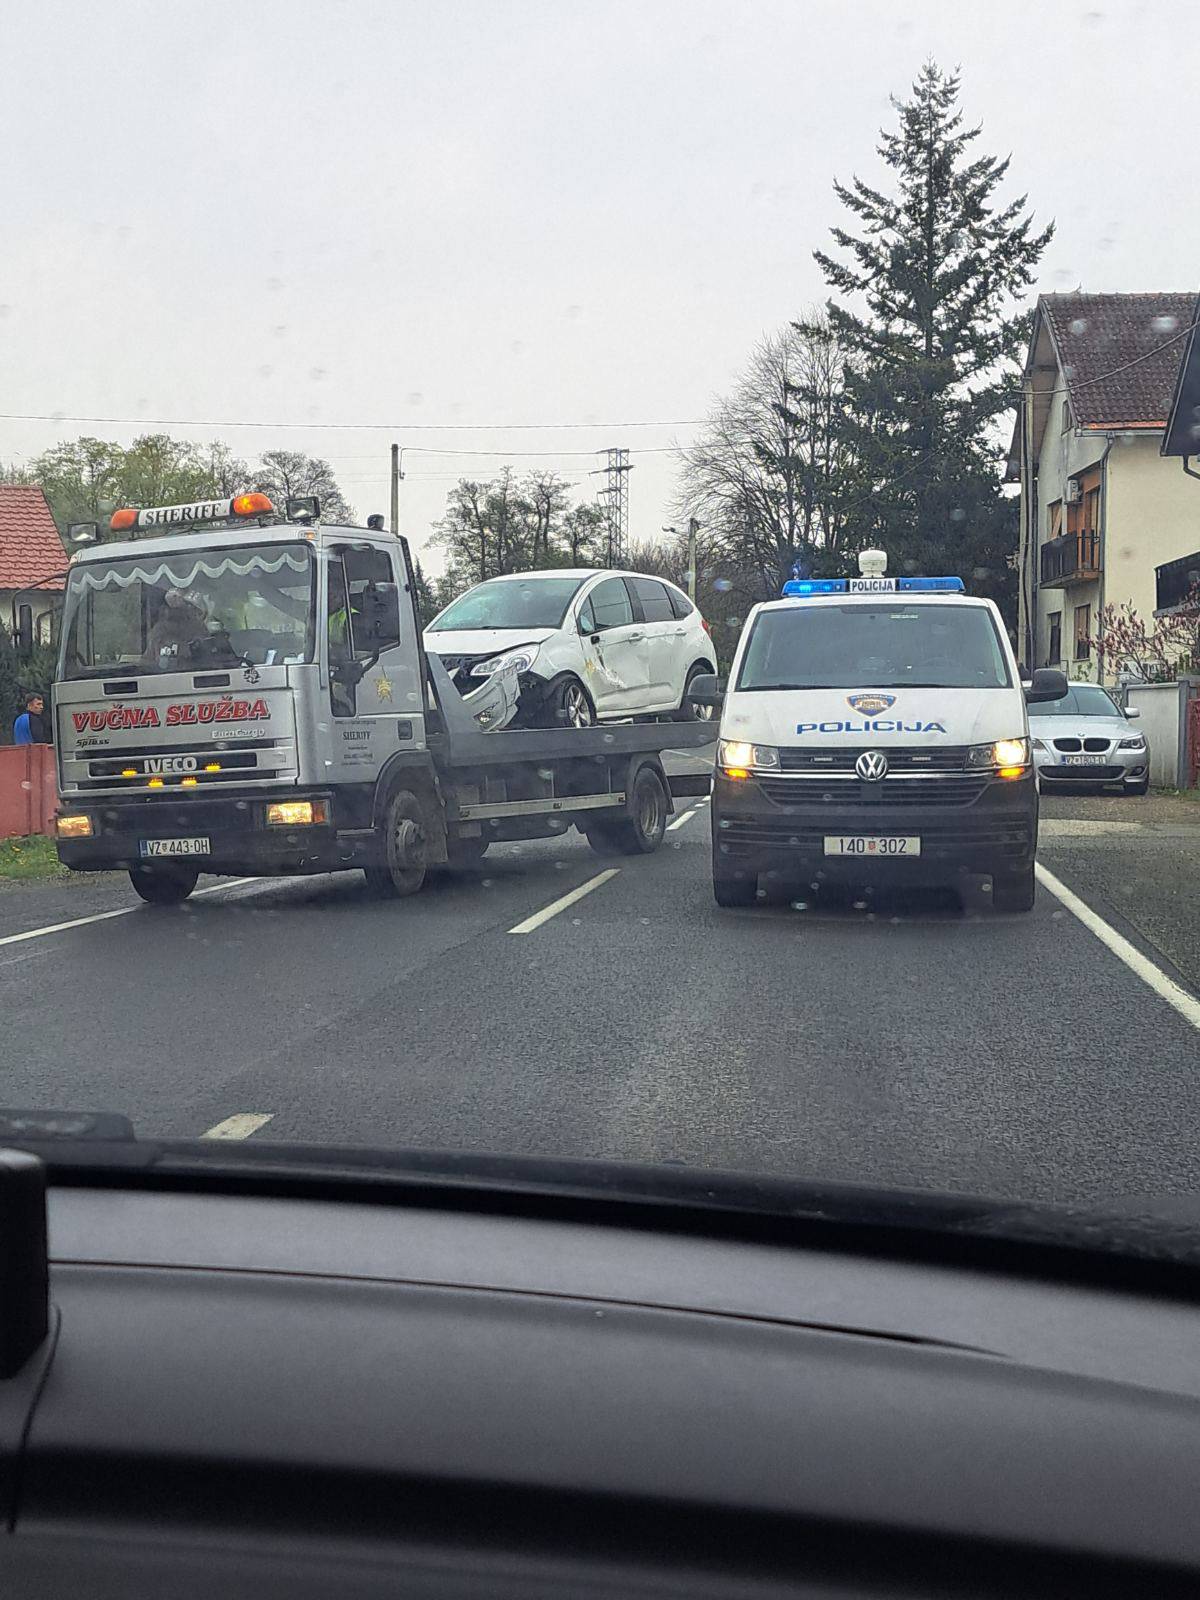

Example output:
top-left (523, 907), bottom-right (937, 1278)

top-left (671, 663), bottom-right (717, 722)
top-left (1125, 776), bottom-right (1150, 796)
top-left (363, 789), bottom-right (427, 897)
top-left (992, 865), bottom-right (1035, 913)
top-left (586, 765), bottom-right (669, 856)
top-left (128, 865), bottom-right (199, 905)
top-left (541, 674), bottom-right (596, 730)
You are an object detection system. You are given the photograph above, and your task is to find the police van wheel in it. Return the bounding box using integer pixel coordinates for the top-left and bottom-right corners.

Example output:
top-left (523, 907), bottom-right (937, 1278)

top-left (713, 871), bottom-right (757, 908)
top-left (128, 866), bottom-right (199, 905)
top-left (364, 790), bottom-right (427, 897)
top-left (992, 865), bottom-right (1035, 914)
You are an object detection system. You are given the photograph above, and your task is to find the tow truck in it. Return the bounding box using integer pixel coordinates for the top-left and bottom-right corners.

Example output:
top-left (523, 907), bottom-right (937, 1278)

top-left (51, 494), bottom-right (715, 903)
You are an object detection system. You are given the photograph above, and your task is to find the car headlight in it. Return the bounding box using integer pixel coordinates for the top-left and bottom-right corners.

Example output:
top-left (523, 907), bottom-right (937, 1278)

top-left (1118, 735), bottom-right (1147, 750)
top-left (966, 737), bottom-right (1030, 772)
top-left (471, 644), bottom-right (540, 677)
top-left (718, 740), bottom-right (779, 772)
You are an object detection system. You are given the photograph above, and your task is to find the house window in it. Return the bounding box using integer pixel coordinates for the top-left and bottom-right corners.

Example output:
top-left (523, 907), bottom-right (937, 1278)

top-left (1061, 397), bottom-right (1072, 433)
top-left (1047, 500), bottom-right (1062, 540)
top-left (1073, 603), bottom-right (1091, 661)
top-left (1047, 611), bottom-right (1062, 666)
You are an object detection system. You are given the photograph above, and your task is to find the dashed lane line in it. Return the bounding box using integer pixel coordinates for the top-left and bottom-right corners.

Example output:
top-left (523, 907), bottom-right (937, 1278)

top-left (0, 877), bottom-right (260, 951)
top-left (201, 1113), bottom-right (275, 1140)
top-left (507, 869), bottom-right (620, 934)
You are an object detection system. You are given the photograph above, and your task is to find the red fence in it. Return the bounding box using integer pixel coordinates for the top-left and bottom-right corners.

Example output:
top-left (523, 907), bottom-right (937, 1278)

top-left (0, 744), bottom-right (57, 839)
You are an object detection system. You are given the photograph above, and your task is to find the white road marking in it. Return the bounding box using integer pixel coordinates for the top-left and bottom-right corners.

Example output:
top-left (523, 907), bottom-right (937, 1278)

top-left (0, 877), bottom-right (259, 951)
top-left (508, 869), bottom-right (620, 934)
top-left (666, 807), bottom-right (699, 831)
top-left (201, 1112), bottom-right (274, 1140)
top-left (1035, 863), bottom-right (1200, 1033)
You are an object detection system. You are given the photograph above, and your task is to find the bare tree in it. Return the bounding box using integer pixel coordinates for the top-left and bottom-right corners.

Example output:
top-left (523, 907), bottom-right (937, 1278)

top-left (675, 315), bottom-right (859, 601)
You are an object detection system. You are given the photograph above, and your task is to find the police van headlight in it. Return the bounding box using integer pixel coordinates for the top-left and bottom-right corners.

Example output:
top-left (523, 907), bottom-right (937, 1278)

top-left (719, 740), bottom-right (779, 774)
top-left (967, 738), bottom-right (1030, 774)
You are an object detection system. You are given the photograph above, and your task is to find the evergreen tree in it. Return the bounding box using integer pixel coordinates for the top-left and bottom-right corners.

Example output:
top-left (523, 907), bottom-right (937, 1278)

top-left (815, 62), bottom-right (1052, 616)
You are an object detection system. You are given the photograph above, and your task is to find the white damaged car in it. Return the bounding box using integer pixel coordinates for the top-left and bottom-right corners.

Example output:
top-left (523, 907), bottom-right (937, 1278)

top-left (425, 569), bottom-right (716, 729)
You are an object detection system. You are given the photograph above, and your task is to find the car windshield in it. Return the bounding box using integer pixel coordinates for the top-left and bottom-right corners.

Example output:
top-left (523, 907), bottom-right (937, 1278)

top-left (736, 604), bottom-right (1011, 691)
top-left (1029, 686), bottom-right (1122, 718)
top-left (59, 545), bottom-right (315, 677)
top-left (7, 2), bottom-right (1200, 1283)
top-left (428, 576), bottom-right (584, 632)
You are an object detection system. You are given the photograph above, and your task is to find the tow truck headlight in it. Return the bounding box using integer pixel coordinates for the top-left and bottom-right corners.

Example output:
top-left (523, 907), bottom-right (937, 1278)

top-left (266, 800), bottom-right (328, 826)
top-left (718, 740), bottom-right (779, 777)
top-left (966, 738), bottom-right (1030, 777)
top-left (55, 814), bottom-right (93, 839)
top-left (472, 645), bottom-right (539, 677)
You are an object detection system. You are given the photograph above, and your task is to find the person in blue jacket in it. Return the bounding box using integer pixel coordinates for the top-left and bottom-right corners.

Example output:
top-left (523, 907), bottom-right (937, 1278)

top-left (13, 691), bottom-right (48, 745)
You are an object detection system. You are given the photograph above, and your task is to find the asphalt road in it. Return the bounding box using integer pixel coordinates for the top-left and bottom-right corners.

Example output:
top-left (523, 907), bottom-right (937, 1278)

top-left (3, 787), bottom-right (1199, 1208)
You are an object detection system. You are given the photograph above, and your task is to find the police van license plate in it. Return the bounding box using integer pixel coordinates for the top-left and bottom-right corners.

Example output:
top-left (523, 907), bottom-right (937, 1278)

top-left (824, 835), bottom-right (920, 857)
top-left (139, 837), bottom-right (211, 858)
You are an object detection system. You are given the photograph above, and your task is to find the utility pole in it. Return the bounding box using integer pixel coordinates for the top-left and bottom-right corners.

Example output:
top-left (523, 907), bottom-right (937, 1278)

top-left (390, 443), bottom-right (403, 537)
top-left (687, 517), bottom-right (700, 602)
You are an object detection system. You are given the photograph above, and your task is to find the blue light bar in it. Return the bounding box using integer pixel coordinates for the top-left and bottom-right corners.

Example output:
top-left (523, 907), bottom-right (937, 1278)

top-left (781, 579), bottom-right (848, 596)
top-left (897, 576), bottom-right (964, 592)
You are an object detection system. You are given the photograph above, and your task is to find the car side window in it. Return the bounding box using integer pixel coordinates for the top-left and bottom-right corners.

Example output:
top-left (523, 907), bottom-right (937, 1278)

top-left (577, 596), bottom-right (596, 634)
top-left (589, 578), bottom-right (634, 632)
top-left (667, 587), bottom-right (694, 620)
top-left (631, 578), bottom-right (674, 623)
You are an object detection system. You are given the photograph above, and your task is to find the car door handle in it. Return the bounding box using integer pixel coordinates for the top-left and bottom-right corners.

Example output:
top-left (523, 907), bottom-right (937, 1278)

top-left (625, 631), bottom-right (644, 642)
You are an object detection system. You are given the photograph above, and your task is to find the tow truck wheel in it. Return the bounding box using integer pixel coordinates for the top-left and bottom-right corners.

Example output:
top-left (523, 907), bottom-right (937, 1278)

top-left (128, 866), bottom-right (199, 905)
top-left (363, 790), bottom-right (427, 898)
top-left (444, 834), bottom-right (489, 869)
top-left (992, 865), bottom-right (1035, 914)
top-left (586, 765), bottom-right (668, 856)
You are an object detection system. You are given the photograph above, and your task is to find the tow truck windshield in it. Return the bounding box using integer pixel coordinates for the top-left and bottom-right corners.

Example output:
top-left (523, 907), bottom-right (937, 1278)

top-left (60, 543), bottom-right (315, 678)
top-left (736, 602), bottom-right (1012, 691)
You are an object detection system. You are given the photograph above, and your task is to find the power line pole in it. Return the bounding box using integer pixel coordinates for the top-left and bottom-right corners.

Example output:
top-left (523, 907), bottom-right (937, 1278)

top-left (390, 443), bottom-right (403, 537)
top-left (687, 517), bottom-right (699, 601)
top-left (597, 448), bottom-right (632, 567)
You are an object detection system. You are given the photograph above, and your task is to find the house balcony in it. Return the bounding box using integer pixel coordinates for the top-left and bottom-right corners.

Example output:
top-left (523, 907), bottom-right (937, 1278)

top-left (1040, 530), bottom-right (1100, 587)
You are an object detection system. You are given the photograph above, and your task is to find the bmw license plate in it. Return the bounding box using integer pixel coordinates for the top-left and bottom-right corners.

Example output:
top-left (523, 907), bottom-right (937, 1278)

top-left (824, 836), bottom-right (920, 857)
top-left (1062, 754), bottom-right (1105, 766)
top-left (139, 837), bottom-right (211, 857)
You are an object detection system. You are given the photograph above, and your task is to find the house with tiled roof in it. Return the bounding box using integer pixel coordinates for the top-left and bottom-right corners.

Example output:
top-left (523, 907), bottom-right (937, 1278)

top-left (0, 485), bottom-right (67, 651)
top-left (1008, 291), bottom-right (1199, 681)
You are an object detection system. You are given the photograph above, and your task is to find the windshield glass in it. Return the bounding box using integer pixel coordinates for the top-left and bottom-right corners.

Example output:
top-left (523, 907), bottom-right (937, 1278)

top-left (736, 604), bottom-right (1011, 691)
top-left (60, 544), bottom-right (315, 678)
top-left (1029, 686), bottom-right (1122, 718)
top-left (428, 576), bottom-right (583, 632)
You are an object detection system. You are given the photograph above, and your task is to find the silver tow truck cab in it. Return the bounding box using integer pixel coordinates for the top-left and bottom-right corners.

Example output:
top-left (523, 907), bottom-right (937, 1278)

top-left (53, 499), bottom-right (713, 903)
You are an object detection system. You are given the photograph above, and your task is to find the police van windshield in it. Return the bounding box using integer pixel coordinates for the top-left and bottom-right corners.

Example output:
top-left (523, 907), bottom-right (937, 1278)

top-left (60, 544), bottom-right (315, 679)
top-left (736, 603), bottom-right (1012, 691)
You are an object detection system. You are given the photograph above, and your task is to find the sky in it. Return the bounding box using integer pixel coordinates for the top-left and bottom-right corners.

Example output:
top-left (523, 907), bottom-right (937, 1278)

top-left (1, 0), bottom-right (1196, 577)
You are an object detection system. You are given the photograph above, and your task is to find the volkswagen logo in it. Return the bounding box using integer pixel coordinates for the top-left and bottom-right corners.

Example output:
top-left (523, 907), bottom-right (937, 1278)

top-left (855, 750), bottom-right (889, 782)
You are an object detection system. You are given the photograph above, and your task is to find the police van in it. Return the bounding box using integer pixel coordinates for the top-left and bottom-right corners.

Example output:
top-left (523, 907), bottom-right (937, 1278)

top-left (696, 552), bottom-right (1068, 913)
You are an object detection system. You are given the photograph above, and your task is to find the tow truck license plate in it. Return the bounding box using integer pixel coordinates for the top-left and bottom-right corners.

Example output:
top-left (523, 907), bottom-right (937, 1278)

top-left (1062, 754), bottom-right (1106, 766)
top-left (139, 837), bottom-right (211, 857)
top-left (824, 835), bottom-right (920, 857)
